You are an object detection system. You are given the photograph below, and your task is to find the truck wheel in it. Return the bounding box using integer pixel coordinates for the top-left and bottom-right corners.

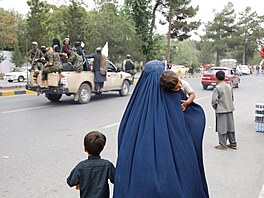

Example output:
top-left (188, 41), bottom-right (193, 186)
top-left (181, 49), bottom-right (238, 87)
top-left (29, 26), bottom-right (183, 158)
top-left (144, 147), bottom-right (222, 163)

top-left (45, 93), bottom-right (62, 102)
top-left (78, 83), bottom-right (91, 104)
top-left (18, 76), bottom-right (25, 82)
top-left (119, 80), bottom-right (130, 96)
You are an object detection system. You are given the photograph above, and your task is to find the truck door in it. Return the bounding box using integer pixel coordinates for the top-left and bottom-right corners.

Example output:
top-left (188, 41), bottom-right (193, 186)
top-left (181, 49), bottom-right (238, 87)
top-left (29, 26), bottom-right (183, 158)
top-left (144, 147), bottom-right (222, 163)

top-left (103, 61), bottom-right (121, 90)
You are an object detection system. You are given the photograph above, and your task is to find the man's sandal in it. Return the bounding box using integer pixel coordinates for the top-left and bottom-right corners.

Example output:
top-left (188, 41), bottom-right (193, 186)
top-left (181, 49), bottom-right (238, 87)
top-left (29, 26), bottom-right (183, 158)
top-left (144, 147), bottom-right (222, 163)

top-left (227, 144), bottom-right (237, 150)
top-left (214, 145), bottom-right (227, 150)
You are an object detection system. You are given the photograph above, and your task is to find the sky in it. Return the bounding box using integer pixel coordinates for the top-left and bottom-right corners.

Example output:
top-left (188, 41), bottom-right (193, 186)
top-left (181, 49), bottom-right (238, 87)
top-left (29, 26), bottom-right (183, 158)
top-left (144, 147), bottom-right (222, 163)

top-left (0, 0), bottom-right (263, 19)
top-left (0, 0), bottom-right (263, 37)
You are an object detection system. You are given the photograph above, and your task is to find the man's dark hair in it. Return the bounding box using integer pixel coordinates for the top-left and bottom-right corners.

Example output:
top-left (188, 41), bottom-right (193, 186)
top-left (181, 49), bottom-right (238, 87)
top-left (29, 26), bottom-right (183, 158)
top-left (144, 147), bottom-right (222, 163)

top-left (160, 70), bottom-right (179, 90)
top-left (84, 131), bottom-right (106, 156)
top-left (215, 70), bottom-right (225, 81)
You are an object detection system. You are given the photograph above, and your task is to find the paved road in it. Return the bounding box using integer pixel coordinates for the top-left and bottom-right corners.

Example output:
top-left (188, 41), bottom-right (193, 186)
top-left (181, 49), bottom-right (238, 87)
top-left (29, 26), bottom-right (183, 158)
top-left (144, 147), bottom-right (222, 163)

top-left (0, 80), bottom-right (27, 88)
top-left (0, 75), bottom-right (264, 198)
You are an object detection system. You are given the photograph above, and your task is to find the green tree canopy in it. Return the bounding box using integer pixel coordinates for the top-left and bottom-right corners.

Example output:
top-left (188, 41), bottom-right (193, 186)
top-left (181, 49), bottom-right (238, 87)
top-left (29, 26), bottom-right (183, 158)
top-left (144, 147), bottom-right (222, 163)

top-left (0, 8), bottom-right (18, 49)
top-left (11, 45), bottom-right (25, 67)
top-left (84, 3), bottom-right (142, 62)
top-left (235, 7), bottom-right (264, 64)
top-left (203, 2), bottom-right (237, 65)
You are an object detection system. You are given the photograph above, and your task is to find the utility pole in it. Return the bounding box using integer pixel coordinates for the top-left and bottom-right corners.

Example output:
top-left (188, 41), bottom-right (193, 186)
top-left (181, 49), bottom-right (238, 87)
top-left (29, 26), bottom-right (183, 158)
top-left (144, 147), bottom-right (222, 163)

top-left (166, 13), bottom-right (172, 64)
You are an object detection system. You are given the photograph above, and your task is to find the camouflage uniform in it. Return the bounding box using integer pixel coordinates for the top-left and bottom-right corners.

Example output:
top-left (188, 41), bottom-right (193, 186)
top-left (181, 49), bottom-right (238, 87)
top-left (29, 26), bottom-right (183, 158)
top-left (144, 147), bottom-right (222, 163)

top-left (42, 51), bottom-right (62, 80)
top-left (27, 43), bottom-right (45, 71)
top-left (68, 51), bottom-right (83, 73)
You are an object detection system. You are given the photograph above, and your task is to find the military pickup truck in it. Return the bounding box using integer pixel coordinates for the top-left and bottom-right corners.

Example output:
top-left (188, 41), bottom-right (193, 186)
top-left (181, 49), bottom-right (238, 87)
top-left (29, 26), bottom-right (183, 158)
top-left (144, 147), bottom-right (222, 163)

top-left (26, 60), bottom-right (133, 104)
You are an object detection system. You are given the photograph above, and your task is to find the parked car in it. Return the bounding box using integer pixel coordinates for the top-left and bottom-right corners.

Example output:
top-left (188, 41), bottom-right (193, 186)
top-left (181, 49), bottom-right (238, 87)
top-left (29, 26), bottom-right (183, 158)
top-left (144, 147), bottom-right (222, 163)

top-left (236, 65), bottom-right (251, 75)
top-left (4, 67), bottom-right (30, 82)
top-left (201, 67), bottom-right (240, 90)
top-left (168, 65), bottom-right (188, 75)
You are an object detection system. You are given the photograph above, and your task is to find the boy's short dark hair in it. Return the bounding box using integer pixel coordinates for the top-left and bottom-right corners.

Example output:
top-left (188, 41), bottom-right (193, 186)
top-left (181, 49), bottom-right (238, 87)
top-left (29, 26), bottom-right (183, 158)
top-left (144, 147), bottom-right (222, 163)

top-left (84, 131), bottom-right (106, 156)
top-left (160, 70), bottom-right (179, 90)
top-left (215, 70), bottom-right (225, 81)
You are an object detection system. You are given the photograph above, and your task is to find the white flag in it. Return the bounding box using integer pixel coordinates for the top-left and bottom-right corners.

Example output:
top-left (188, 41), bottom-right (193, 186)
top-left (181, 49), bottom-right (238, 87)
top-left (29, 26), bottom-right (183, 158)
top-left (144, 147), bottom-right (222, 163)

top-left (101, 42), bottom-right (108, 58)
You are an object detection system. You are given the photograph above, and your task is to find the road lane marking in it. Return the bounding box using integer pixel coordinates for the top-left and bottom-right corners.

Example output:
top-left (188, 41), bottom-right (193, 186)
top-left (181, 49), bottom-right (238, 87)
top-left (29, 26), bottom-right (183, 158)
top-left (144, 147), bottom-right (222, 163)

top-left (101, 97), bottom-right (208, 129)
top-left (195, 96), bottom-right (208, 101)
top-left (102, 122), bottom-right (120, 129)
top-left (1, 105), bottom-right (50, 114)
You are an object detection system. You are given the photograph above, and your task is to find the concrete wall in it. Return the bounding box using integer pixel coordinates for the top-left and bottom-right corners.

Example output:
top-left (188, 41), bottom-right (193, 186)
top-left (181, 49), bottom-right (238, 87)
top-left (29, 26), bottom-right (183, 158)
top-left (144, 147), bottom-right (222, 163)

top-left (0, 51), bottom-right (16, 74)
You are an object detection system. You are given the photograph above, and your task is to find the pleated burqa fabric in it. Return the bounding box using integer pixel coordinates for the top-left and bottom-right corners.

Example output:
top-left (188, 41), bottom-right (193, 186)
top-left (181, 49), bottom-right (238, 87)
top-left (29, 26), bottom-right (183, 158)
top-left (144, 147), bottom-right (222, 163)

top-left (113, 60), bottom-right (209, 198)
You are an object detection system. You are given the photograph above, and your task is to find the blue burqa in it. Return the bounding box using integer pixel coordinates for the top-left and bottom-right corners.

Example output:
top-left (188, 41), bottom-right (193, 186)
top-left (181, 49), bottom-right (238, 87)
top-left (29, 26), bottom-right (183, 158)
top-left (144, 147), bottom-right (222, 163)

top-left (113, 60), bottom-right (209, 198)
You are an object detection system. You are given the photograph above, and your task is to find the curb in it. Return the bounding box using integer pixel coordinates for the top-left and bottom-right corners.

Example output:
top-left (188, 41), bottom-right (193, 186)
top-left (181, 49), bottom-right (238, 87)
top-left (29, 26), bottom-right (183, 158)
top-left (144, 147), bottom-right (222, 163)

top-left (0, 89), bottom-right (35, 96)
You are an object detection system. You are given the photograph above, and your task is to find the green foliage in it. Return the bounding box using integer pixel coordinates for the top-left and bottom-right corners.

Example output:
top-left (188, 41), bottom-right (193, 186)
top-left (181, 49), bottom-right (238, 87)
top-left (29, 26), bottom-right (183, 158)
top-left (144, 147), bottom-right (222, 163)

top-left (0, 8), bottom-right (18, 49)
top-left (63, 1), bottom-right (88, 42)
top-left (124, 0), bottom-right (153, 60)
top-left (171, 40), bottom-right (200, 66)
top-left (235, 7), bottom-right (264, 64)
top-left (84, 3), bottom-right (142, 62)
top-left (147, 35), bottom-right (167, 61)
top-left (10, 45), bottom-right (25, 67)
top-left (2, 0), bottom-right (262, 68)
top-left (203, 2), bottom-right (237, 65)
top-left (198, 41), bottom-right (215, 65)
top-left (247, 51), bottom-right (263, 65)
top-left (26, 0), bottom-right (53, 46)
top-left (163, 0), bottom-right (201, 41)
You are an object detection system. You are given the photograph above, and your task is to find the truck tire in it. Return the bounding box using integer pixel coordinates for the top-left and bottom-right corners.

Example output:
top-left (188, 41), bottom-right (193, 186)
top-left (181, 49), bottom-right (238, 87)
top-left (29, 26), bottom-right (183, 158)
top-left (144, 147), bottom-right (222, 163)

top-left (45, 93), bottom-right (62, 102)
top-left (77, 83), bottom-right (91, 104)
top-left (18, 76), bottom-right (24, 82)
top-left (119, 80), bottom-right (130, 96)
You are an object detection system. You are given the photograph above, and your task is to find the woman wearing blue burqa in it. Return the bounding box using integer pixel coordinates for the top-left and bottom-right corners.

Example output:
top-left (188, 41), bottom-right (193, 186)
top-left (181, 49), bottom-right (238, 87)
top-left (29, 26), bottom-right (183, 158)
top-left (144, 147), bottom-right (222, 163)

top-left (113, 60), bottom-right (209, 198)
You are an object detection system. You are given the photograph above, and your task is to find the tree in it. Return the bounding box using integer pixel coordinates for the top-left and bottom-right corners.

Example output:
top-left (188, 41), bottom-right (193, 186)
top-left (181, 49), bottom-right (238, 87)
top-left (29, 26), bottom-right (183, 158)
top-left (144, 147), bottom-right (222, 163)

top-left (157, 0), bottom-right (200, 63)
top-left (203, 2), bottom-right (237, 65)
top-left (236, 7), bottom-right (264, 64)
top-left (0, 8), bottom-right (18, 49)
top-left (198, 41), bottom-right (215, 65)
top-left (27, 0), bottom-right (52, 45)
top-left (171, 39), bottom-right (200, 66)
top-left (84, 3), bottom-right (142, 62)
top-left (10, 45), bottom-right (25, 67)
top-left (124, 0), bottom-right (153, 61)
top-left (63, 0), bottom-right (88, 42)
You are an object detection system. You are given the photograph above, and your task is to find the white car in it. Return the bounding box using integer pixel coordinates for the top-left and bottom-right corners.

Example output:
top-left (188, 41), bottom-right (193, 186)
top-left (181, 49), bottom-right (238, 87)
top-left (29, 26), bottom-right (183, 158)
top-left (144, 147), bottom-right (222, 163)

top-left (4, 67), bottom-right (30, 82)
top-left (168, 65), bottom-right (188, 75)
top-left (236, 65), bottom-right (250, 75)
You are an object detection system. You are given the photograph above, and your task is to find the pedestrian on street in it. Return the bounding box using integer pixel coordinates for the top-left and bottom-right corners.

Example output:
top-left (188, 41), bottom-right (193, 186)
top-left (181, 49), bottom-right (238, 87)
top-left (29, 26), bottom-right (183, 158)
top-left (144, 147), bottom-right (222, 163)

top-left (188, 64), bottom-right (194, 76)
top-left (114, 60), bottom-right (209, 198)
top-left (123, 54), bottom-right (135, 75)
top-left (91, 47), bottom-right (106, 93)
top-left (256, 64), bottom-right (260, 75)
top-left (211, 70), bottom-right (237, 150)
top-left (160, 70), bottom-right (196, 111)
top-left (67, 131), bottom-right (115, 198)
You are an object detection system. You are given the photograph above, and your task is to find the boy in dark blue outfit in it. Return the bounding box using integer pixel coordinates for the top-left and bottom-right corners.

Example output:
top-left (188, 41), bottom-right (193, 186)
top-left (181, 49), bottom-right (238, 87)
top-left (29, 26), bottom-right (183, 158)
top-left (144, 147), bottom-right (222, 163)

top-left (67, 131), bottom-right (115, 198)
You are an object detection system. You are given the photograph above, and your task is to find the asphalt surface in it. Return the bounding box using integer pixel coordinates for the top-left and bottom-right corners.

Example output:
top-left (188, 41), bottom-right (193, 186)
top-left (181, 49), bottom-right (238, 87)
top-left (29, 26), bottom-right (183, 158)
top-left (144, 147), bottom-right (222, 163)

top-left (0, 74), bottom-right (264, 198)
